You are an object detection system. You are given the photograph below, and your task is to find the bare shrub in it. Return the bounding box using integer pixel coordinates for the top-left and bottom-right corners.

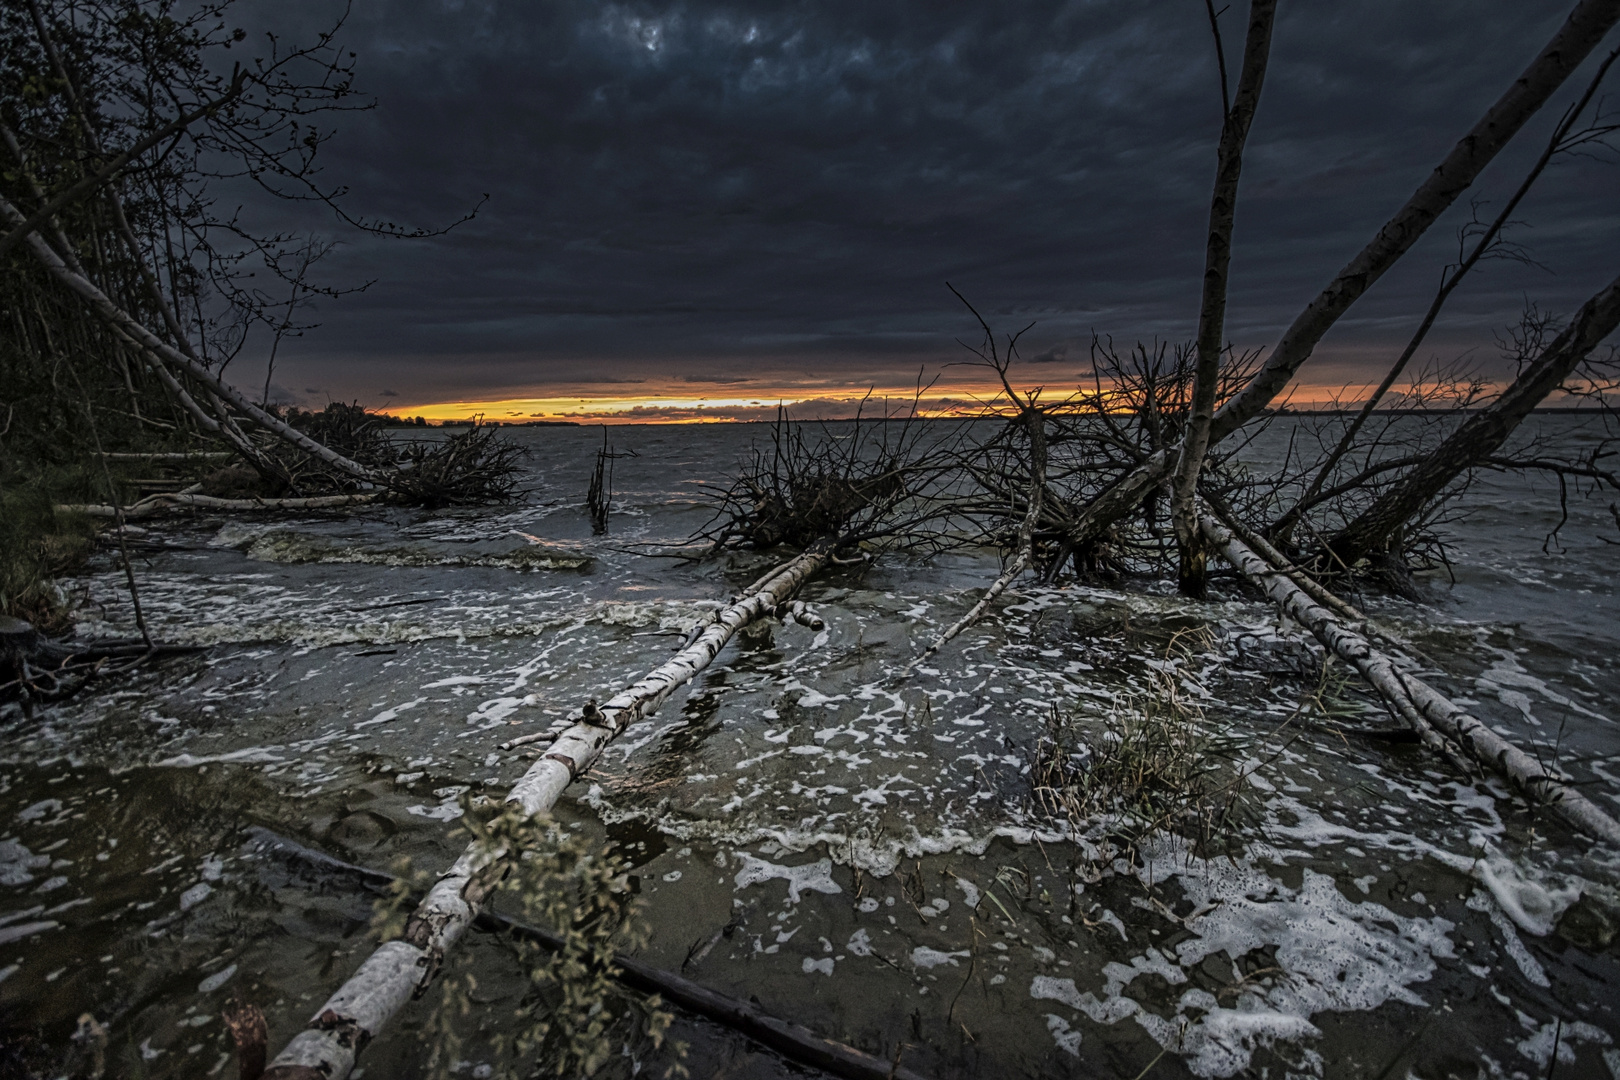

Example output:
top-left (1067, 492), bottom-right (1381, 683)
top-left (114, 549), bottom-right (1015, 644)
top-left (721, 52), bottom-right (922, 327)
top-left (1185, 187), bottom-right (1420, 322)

top-left (699, 398), bottom-right (954, 553)
top-left (387, 426), bottom-right (525, 507)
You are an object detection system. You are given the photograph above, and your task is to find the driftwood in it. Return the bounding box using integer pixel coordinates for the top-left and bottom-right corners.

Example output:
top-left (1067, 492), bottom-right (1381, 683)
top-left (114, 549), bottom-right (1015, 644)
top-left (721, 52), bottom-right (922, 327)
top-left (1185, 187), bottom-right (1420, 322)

top-left (1202, 510), bottom-right (1620, 845)
top-left (1, 621), bottom-right (203, 701)
top-left (57, 492), bottom-right (378, 519)
top-left (247, 828), bottom-right (932, 1080)
top-left (264, 546), bottom-right (831, 1080)
top-left (915, 416), bottom-right (1043, 664)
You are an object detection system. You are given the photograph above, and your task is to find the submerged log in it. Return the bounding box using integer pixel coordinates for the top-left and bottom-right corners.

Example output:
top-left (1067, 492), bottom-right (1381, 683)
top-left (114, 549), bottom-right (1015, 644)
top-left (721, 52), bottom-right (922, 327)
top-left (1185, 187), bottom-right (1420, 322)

top-left (57, 492), bottom-right (378, 519)
top-left (247, 827), bottom-right (932, 1080)
top-left (1202, 510), bottom-right (1620, 845)
top-left (263, 545), bottom-right (832, 1080)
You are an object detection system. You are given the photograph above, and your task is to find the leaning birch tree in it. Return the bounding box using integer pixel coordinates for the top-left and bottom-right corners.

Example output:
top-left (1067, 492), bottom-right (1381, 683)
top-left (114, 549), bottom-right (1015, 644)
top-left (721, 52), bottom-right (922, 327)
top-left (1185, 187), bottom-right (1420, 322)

top-left (1064, 0), bottom-right (1620, 552)
top-left (1168, 0), bottom-right (1277, 597)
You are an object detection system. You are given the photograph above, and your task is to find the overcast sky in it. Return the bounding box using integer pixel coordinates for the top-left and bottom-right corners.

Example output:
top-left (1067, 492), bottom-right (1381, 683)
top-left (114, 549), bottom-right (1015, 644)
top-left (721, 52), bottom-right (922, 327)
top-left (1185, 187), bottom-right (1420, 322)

top-left (242, 0), bottom-right (1619, 418)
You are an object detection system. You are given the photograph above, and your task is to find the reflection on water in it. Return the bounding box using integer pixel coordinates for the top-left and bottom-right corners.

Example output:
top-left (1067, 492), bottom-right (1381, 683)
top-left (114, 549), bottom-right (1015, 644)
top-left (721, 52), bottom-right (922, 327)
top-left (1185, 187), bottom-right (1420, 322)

top-left (1, 420), bottom-right (1616, 1078)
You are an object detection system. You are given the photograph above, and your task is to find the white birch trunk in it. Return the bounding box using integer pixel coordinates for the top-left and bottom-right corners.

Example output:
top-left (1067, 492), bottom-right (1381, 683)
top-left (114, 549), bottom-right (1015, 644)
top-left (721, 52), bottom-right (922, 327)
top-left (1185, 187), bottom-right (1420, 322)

top-left (1201, 511), bottom-right (1620, 846)
top-left (915, 546), bottom-right (1031, 666)
top-left (263, 546), bottom-right (830, 1080)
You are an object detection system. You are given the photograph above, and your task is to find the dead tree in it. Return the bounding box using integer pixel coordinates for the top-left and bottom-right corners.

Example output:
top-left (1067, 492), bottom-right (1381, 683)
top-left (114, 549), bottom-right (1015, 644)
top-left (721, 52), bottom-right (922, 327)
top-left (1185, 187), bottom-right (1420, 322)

top-left (585, 426), bottom-right (636, 534)
top-left (1, 1), bottom-right (490, 505)
top-left (698, 391), bottom-right (959, 556)
top-left (1170, 0), bottom-right (1277, 598)
top-left (1324, 272), bottom-right (1620, 566)
top-left (1060, 0), bottom-right (1620, 552)
top-left (952, 335), bottom-right (1263, 585)
top-left (1275, 48), bottom-right (1620, 546)
top-left (1204, 508), bottom-right (1620, 845)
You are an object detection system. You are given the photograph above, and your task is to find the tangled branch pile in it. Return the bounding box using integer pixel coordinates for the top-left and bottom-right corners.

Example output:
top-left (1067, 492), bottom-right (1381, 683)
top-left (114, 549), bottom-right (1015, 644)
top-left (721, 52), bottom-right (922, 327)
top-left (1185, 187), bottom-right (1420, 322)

top-left (699, 401), bottom-right (960, 554)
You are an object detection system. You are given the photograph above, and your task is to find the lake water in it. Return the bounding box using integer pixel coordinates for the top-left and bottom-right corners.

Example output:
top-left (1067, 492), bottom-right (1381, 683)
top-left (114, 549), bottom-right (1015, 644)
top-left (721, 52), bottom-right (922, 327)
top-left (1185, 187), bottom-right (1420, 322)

top-left (1, 416), bottom-right (1616, 1079)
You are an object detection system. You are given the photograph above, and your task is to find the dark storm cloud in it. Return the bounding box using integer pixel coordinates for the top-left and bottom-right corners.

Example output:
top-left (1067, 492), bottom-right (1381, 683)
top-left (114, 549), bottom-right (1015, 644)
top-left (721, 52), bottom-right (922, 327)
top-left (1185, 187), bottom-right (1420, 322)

top-left (239, 0), bottom-right (1620, 402)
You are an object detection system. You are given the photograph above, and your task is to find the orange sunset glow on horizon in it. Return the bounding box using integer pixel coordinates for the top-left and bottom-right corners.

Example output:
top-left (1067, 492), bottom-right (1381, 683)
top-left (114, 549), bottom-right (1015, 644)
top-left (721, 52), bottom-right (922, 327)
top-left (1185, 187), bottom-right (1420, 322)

top-left (375, 375), bottom-right (1558, 426)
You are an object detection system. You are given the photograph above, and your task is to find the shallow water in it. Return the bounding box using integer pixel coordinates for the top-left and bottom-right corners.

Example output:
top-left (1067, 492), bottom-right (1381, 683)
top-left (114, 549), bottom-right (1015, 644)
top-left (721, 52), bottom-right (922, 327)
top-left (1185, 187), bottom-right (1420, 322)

top-left (2, 419), bottom-right (1617, 1078)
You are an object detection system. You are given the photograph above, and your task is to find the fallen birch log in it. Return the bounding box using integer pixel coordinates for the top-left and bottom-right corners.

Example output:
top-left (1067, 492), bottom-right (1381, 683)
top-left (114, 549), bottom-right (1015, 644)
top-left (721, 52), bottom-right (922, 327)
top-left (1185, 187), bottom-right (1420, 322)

top-left (247, 827), bottom-right (933, 1080)
top-left (264, 545), bottom-right (831, 1080)
top-left (58, 492), bottom-right (378, 519)
top-left (1201, 510), bottom-right (1620, 845)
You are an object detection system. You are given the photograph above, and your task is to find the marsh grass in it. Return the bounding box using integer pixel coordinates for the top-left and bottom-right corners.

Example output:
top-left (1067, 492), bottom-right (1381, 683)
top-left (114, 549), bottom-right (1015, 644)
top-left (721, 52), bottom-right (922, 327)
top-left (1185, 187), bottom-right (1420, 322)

top-left (1028, 633), bottom-right (1248, 856)
top-left (1028, 633), bottom-right (1348, 867)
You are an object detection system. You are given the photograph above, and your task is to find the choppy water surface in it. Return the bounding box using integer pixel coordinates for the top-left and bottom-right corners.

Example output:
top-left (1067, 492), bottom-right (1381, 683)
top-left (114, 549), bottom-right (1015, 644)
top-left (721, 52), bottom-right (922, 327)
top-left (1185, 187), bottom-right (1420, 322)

top-left (2, 419), bottom-right (1617, 1078)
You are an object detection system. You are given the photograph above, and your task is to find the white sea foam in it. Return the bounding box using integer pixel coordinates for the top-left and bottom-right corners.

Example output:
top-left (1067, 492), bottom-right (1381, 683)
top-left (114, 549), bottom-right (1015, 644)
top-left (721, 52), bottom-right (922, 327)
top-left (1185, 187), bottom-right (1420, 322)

top-left (732, 854), bottom-right (841, 903)
top-left (1031, 837), bottom-right (1457, 1078)
top-left (1515, 1019), bottom-right (1611, 1070)
top-left (910, 947), bottom-right (968, 970)
top-left (0, 841), bottom-right (48, 886)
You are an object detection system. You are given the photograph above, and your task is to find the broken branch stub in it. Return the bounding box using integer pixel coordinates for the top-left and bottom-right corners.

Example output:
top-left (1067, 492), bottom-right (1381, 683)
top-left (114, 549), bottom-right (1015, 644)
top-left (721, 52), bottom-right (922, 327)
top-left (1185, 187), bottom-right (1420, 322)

top-left (1202, 511), bottom-right (1620, 846)
top-left (263, 545), bottom-right (831, 1080)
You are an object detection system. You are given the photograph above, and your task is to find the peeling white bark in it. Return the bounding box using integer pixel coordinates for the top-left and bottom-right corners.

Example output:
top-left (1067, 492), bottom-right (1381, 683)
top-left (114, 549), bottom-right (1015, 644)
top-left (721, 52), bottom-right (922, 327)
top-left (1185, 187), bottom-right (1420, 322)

top-left (1202, 511), bottom-right (1620, 846)
top-left (263, 546), bottom-right (830, 1080)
